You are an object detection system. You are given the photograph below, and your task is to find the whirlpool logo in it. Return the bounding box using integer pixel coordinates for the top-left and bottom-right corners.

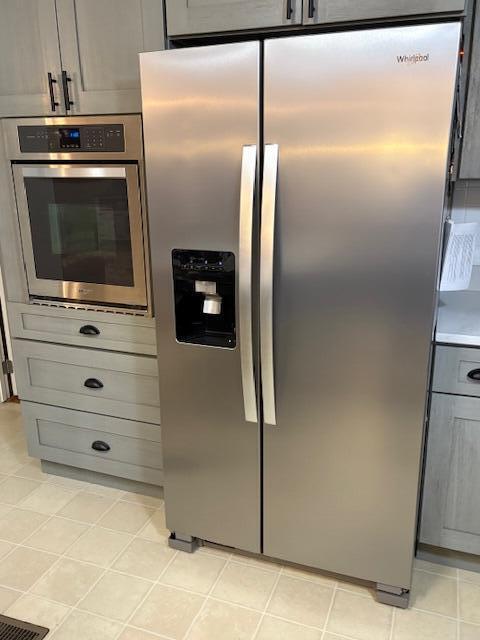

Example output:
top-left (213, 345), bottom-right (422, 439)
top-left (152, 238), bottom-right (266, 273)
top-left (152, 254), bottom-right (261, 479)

top-left (396, 53), bottom-right (430, 64)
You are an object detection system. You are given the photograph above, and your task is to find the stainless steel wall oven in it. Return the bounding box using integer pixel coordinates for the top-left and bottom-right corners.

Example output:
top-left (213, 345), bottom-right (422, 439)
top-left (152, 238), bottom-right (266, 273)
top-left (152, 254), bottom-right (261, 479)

top-left (4, 115), bottom-right (151, 314)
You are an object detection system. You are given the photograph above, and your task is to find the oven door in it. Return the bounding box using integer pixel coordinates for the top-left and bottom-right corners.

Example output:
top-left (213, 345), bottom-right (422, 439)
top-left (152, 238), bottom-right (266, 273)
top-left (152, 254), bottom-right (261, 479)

top-left (13, 164), bottom-right (148, 309)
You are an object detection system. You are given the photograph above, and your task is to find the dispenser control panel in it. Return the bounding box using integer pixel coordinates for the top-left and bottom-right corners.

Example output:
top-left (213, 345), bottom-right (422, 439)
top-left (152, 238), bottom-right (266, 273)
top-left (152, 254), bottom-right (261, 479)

top-left (172, 249), bottom-right (235, 348)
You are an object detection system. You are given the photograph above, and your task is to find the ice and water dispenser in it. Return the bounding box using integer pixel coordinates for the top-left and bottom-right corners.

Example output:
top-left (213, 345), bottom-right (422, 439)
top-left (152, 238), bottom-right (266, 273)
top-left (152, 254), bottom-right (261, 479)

top-left (172, 249), bottom-right (236, 348)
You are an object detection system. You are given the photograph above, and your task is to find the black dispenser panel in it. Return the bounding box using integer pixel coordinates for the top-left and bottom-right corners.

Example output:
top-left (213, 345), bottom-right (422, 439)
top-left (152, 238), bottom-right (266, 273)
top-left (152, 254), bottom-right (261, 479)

top-left (172, 249), bottom-right (236, 348)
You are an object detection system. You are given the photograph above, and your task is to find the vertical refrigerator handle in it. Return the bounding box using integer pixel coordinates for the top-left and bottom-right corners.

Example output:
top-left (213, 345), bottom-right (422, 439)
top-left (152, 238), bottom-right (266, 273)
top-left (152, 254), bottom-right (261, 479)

top-left (260, 144), bottom-right (279, 426)
top-left (239, 145), bottom-right (258, 423)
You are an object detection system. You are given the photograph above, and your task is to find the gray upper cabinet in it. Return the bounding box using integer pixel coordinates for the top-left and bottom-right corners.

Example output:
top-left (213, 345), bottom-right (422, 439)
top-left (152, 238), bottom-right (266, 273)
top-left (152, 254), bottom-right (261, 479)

top-left (165, 0), bottom-right (303, 37)
top-left (305, 0), bottom-right (465, 24)
top-left (55, 0), bottom-right (165, 114)
top-left (0, 0), bottom-right (63, 117)
top-left (421, 392), bottom-right (480, 555)
top-left (460, 2), bottom-right (480, 179)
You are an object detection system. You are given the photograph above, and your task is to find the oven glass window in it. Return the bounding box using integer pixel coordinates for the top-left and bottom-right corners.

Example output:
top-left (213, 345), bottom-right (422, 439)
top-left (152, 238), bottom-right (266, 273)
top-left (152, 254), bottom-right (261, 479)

top-left (23, 177), bottom-right (134, 287)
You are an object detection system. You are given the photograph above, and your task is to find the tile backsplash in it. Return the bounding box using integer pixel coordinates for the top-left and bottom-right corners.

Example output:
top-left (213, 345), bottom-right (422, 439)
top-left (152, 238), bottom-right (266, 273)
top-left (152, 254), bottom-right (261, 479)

top-left (451, 180), bottom-right (480, 290)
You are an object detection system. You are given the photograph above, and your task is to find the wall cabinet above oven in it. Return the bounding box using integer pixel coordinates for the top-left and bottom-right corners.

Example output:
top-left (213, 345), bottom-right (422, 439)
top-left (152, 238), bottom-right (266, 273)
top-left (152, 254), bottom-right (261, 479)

top-left (0, 0), bottom-right (165, 118)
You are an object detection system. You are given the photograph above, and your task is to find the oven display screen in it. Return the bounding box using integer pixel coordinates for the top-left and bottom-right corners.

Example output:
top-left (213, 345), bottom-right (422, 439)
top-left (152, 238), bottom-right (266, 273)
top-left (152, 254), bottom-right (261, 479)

top-left (59, 128), bottom-right (81, 149)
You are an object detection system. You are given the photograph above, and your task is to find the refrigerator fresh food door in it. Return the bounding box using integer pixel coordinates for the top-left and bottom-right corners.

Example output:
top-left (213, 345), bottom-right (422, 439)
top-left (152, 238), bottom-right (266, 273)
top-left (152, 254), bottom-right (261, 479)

top-left (141, 42), bottom-right (261, 552)
top-left (262, 23), bottom-right (460, 588)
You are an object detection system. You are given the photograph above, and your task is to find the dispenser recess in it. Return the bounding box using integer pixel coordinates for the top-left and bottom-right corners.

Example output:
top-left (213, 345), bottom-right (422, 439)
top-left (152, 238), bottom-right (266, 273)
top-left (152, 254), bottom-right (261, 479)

top-left (172, 249), bottom-right (236, 348)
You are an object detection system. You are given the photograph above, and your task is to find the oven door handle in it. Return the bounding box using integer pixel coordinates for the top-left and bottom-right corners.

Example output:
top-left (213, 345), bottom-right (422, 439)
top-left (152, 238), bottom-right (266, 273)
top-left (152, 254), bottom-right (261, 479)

top-left (21, 167), bottom-right (127, 179)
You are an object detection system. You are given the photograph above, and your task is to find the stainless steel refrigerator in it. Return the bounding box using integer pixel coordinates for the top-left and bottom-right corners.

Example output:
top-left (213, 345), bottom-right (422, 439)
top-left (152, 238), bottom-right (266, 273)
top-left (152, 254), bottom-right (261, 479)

top-left (141, 22), bottom-right (460, 606)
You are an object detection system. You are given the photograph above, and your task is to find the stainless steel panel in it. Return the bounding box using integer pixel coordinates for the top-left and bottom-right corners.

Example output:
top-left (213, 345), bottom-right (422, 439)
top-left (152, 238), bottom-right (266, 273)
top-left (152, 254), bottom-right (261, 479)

top-left (3, 114), bottom-right (143, 161)
top-left (260, 144), bottom-right (279, 426)
top-left (13, 163), bottom-right (148, 308)
top-left (239, 145), bottom-right (258, 423)
top-left (141, 43), bottom-right (261, 552)
top-left (263, 23), bottom-right (460, 588)
top-left (21, 167), bottom-right (127, 179)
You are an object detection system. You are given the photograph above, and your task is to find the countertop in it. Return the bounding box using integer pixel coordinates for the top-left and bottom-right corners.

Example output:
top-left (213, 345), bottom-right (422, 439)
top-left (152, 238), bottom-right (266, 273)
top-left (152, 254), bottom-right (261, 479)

top-left (436, 291), bottom-right (480, 347)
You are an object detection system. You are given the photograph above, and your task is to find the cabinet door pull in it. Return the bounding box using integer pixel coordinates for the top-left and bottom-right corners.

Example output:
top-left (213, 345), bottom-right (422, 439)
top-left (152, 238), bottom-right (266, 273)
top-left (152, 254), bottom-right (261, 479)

top-left (308, 0), bottom-right (315, 18)
top-left (467, 368), bottom-right (480, 381)
top-left (79, 325), bottom-right (100, 336)
top-left (47, 73), bottom-right (59, 112)
top-left (84, 378), bottom-right (103, 389)
top-left (286, 0), bottom-right (293, 19)
top-left (92, 440), bottom-right (110, 452)
top-left (61, 70), bottom-right (74, 111)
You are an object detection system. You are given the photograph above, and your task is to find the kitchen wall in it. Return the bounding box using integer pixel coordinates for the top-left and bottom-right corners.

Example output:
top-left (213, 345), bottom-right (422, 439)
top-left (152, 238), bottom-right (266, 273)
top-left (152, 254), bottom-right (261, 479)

top-left (451, 179), bottom-right (480, 289)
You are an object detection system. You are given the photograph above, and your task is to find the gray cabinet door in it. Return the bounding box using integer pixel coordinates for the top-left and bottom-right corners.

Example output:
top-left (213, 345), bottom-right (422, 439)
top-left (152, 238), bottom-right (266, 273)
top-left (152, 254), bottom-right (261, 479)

top-left (165, 0), bottom-right (302, 37)
top-left (56, 0), bottom-right (165, 114)
top-left (304, 0), bottom-right (464, 24)
top-left (23, 402), bottom-right (163, 485)
top-left (421, 393), bottom-right (480, 555)
top-left (460, 2), bottom-right (480, 179)
top-left (9, 303), bottom-right (157, 356)
top-left (12, 339), bottom-right (161, 424)
top-left (0, 0), bottom-right (63, 117)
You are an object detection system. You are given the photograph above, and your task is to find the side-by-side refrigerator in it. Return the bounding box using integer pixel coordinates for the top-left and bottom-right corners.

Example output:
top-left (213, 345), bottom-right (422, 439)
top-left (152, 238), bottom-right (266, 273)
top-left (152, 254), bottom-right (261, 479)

top-left (141, 22), bottom-right (460, 606)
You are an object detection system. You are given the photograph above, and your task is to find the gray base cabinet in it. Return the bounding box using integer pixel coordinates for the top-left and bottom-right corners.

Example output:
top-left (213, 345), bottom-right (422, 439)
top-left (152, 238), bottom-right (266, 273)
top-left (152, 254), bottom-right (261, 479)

top-left (9, 303), bottom-right (157, 356)
top-left (23, 402), bottom-right (163, 485)
top-left (165, 0), bottom-right (303, 36)
top-left (421, 392), bottom-right (480, 555)
top-left (12, 339), bottom-right (161, 425)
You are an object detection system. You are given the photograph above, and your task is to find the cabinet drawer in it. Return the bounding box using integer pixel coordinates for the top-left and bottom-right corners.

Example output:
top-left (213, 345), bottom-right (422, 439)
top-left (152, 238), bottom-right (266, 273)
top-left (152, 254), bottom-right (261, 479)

top-left (421, 393), bottom-right (480, 554)
top-left (433, 346), bottom-right (480, 397)
top-left (13, 339), bottom-right (160, 424)
top-left (22, 402), bottom-right (163, 485)
top-left (8, 303), bottom-right (157, 355)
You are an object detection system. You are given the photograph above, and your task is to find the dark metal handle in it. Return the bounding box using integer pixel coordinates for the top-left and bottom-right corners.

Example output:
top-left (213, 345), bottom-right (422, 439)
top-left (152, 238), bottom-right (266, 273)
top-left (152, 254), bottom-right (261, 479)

top-left (308, 0), bottom-right (315, 18)
top-left (286, 0), bottom-right (293, 19)
top-left (61, 70), bottom-right (74, 111)
top-left (47, 72), bottom-right (59, 112)
top-left (79, 325), bottom-right (100, 336)
top-left (84, 378), bottom-right (103, 389)
top-left (92, 440), bottom-right (110, 452)
top-left (467, 369), bottom-right (480, 382)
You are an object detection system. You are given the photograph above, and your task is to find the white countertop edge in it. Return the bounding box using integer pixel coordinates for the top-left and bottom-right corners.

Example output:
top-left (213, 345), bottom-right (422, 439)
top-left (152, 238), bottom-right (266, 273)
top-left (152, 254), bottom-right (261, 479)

top-left (436, 332), bottom-right (480, 347)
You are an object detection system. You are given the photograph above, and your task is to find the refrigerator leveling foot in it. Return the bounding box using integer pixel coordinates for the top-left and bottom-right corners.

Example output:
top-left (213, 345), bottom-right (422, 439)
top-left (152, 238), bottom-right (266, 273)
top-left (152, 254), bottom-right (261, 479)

top-left (376, 584), bottom-right (410, 609)
top-left (168, 533), bottom-right (199, 553)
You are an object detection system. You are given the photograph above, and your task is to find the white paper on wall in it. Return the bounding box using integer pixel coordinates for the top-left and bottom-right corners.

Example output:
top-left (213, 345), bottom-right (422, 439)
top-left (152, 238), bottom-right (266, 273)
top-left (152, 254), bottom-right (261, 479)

top-left (440, 221), bottom-right (479, 291)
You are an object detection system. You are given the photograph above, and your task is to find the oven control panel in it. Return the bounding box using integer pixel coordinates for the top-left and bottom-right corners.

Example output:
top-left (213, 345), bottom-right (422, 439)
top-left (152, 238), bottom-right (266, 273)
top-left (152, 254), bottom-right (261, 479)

top-left (18, 124), bottom-right (125, 153)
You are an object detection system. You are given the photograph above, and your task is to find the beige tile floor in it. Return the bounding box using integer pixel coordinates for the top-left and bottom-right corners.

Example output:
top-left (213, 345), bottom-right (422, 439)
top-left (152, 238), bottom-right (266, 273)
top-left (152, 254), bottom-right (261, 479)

top-left (0, 401), bottom-right (479, 639)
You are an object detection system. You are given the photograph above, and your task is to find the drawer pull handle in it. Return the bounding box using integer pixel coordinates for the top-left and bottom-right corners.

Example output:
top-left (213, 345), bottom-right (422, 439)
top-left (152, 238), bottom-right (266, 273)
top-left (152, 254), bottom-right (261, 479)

top-left (84, 378), bottom-right (103, 389)
top-left (92, 440), bottom-right (110, 452)
top-left (467, 368), bottom-right (480, 382)
top-left (79, 325), bottom-right (100, 336)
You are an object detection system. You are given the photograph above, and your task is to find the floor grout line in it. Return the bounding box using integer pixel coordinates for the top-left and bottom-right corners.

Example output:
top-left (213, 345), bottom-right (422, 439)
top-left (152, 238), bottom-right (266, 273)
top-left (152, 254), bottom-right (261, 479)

top-left (388, 606), bottom-right (396, 640)
top-left (321, 576), bottom-right (338, 636)
top-left (251, 565), bottom-right (284, 640)
top-left (457, 566), bottom-right (460, 640)
top-left (111, 545), bottom-right (181, 640)
top-left (174, 552), bottom-right (233, 640)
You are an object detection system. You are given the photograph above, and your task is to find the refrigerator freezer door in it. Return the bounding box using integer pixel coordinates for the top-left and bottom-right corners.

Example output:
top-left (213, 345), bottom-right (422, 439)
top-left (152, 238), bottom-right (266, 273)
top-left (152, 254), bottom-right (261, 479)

top-left (263, 23), bottom-right (460, 588)
top-left (141, 42), bottom-right (261, 552)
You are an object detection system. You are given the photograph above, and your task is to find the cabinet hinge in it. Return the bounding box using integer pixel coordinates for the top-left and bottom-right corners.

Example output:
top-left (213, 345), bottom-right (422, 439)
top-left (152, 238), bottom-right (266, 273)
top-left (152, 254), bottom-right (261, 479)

top-left (1, 360), bottom-right (13, 375)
